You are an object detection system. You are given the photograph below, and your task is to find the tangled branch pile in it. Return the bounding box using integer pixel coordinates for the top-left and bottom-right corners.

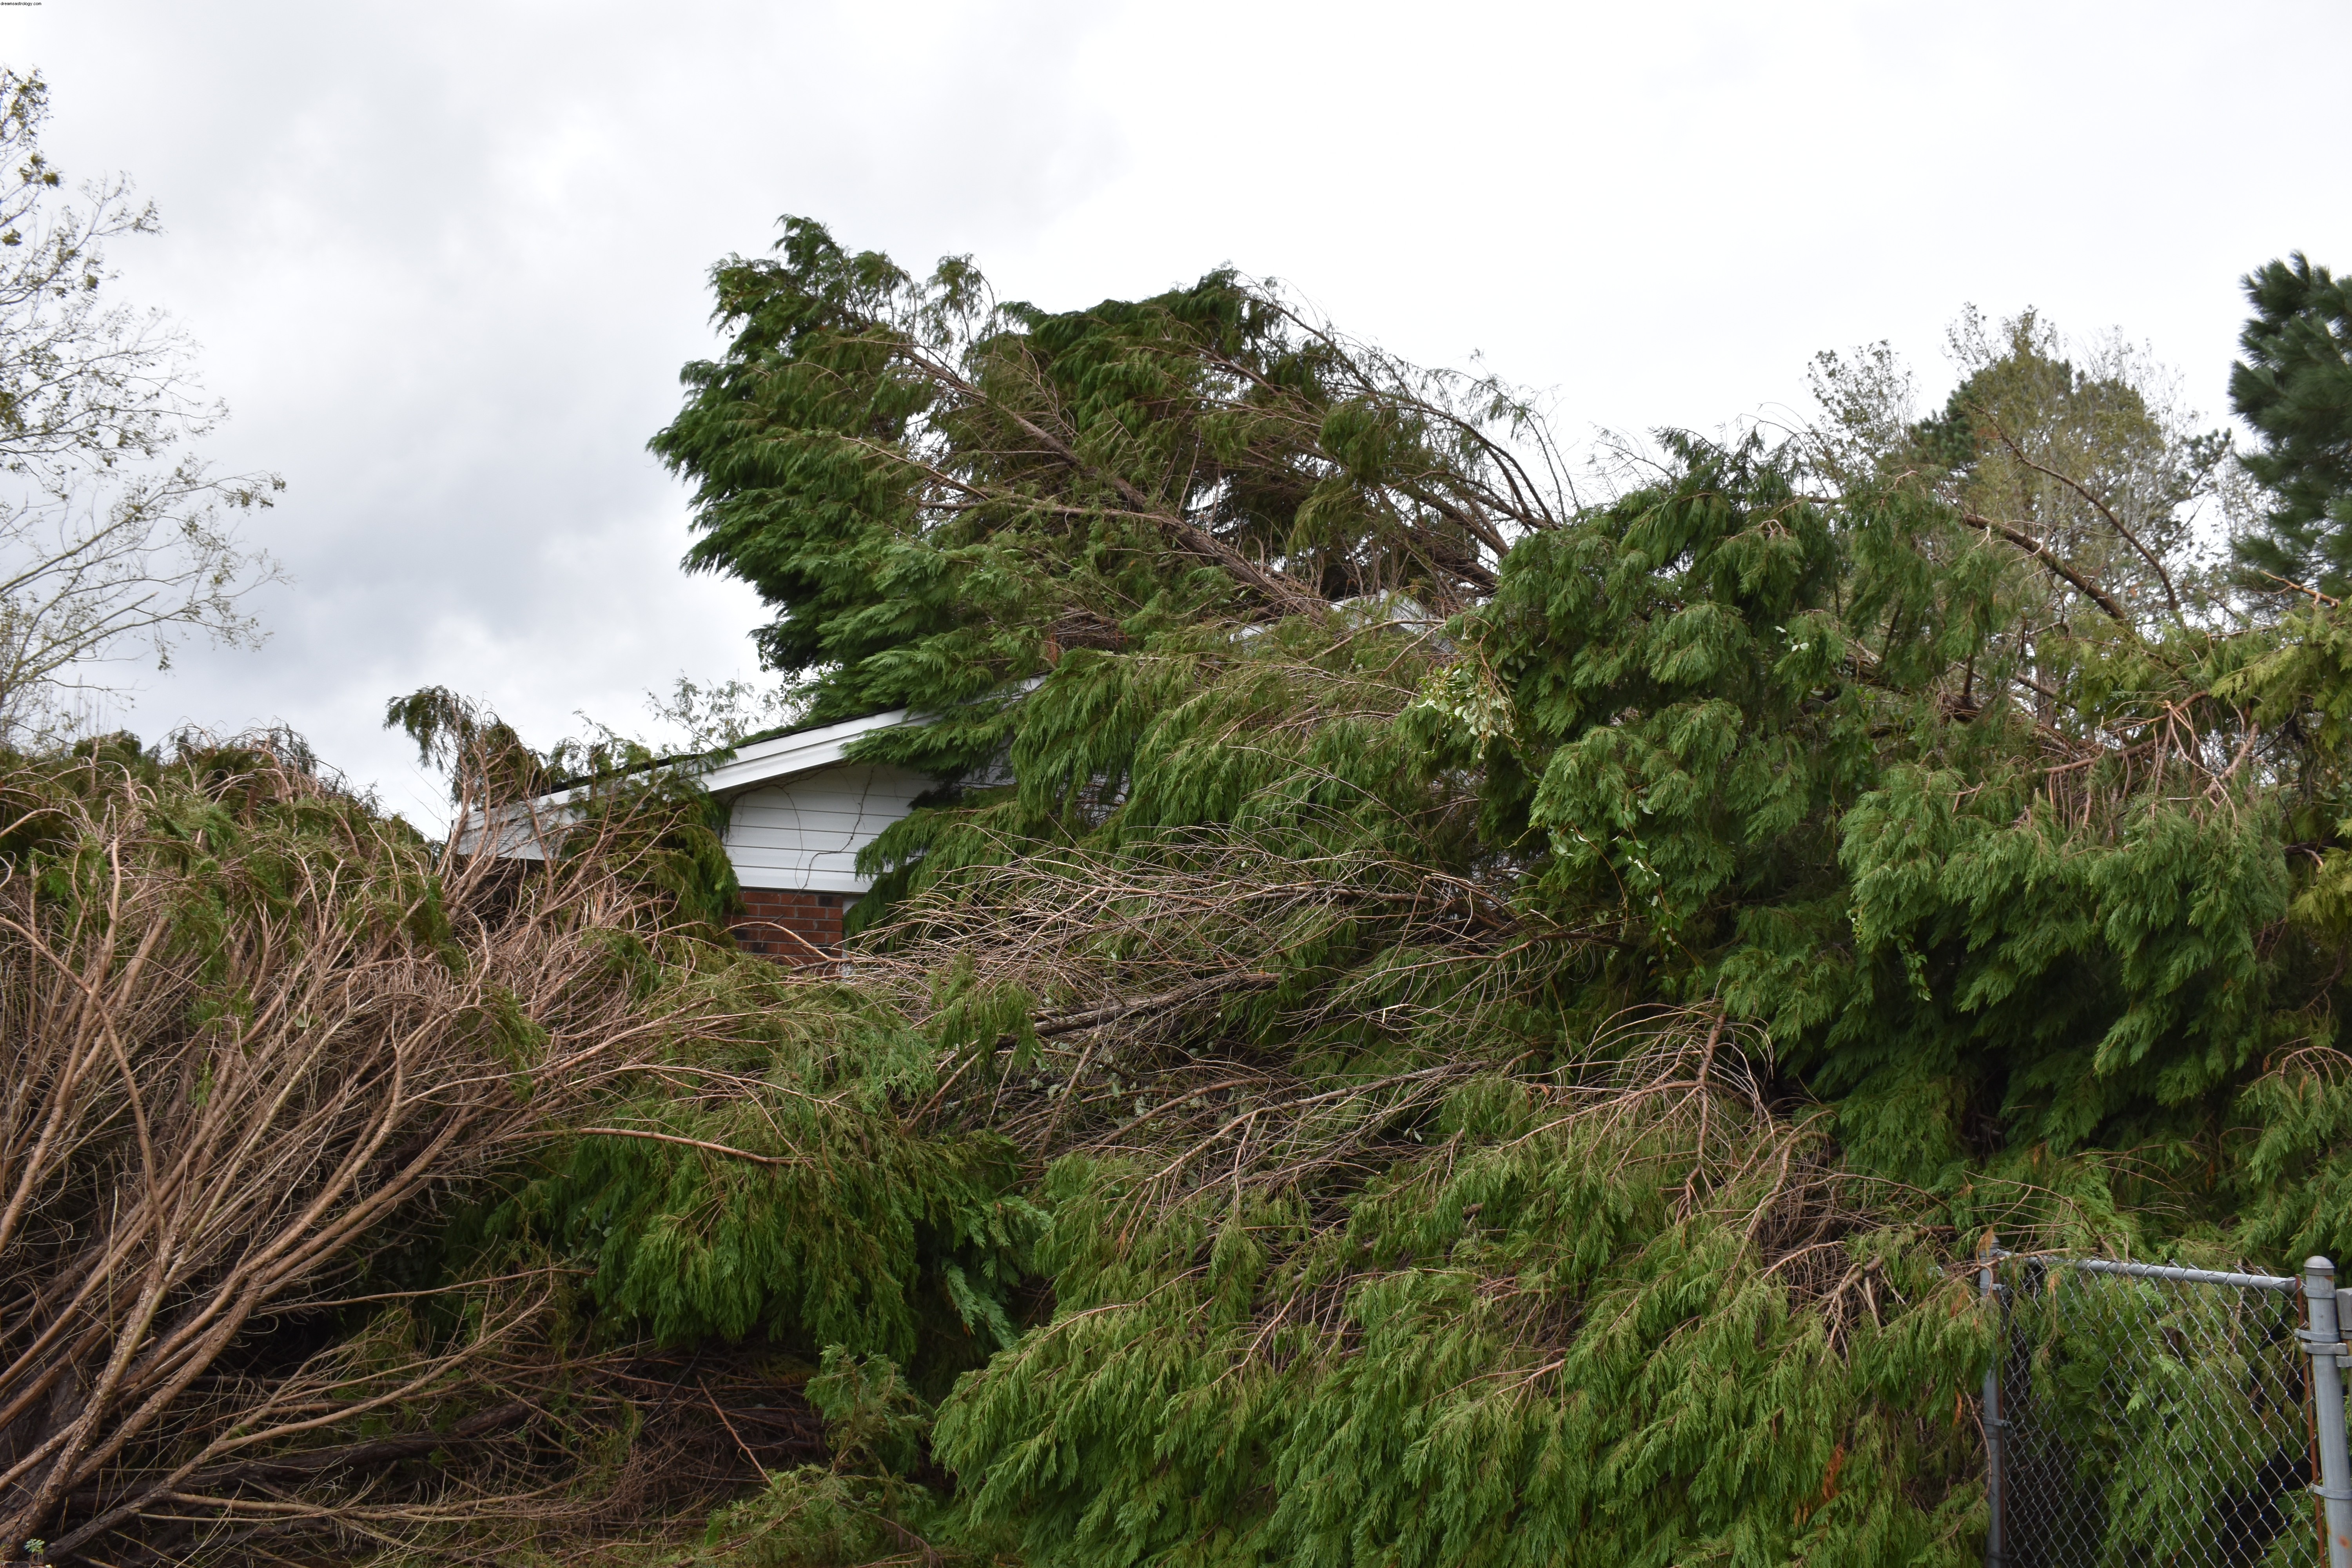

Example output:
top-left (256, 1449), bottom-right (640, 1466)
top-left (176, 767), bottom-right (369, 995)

top-left (0, 737), bottom-right (1050, 1563)
top-left (622, 224), bottom-right (2352, 1568)
top-left (21, 221), bottom-right (2352, 1567)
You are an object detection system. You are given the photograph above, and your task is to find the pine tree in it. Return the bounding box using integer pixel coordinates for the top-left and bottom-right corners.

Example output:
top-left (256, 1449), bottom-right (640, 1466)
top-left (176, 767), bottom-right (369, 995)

top-left (2231, 253), bottom-right (2352, 595)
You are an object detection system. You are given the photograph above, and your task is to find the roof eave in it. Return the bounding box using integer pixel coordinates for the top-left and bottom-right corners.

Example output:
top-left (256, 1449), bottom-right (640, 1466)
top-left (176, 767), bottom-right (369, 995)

top-left (695, 706), bottom-right (918, 796)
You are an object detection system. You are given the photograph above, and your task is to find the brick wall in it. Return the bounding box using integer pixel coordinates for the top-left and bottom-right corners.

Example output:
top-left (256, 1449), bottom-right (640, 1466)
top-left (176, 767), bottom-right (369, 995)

top-left (733, 887), bottom-right (846, 964)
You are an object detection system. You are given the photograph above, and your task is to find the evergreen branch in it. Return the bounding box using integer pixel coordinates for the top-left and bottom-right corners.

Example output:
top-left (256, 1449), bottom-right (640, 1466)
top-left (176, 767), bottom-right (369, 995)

top-left (572, 1127), bottom-right (802, 1166)
top-left (2254, 568), bottom-right (2340, 608)
top-left (1959, 510), bottom-right (2136, 628)
top-left (1982, 419), bottom-right (2184, 624)
top-left (1026, 971), bottom-right (1279, 1042)
top-left (1252, 298), bottom-right (1570, 533)
top-left (891, 343), bottom-right (1328, 617)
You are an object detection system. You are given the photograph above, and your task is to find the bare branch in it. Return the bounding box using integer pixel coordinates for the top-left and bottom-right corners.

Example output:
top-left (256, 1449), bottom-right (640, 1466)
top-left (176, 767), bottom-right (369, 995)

top-left (1959, 510), bottom-right (2136, 629)
top-left (1982, 419), bottom-right (2183, 624)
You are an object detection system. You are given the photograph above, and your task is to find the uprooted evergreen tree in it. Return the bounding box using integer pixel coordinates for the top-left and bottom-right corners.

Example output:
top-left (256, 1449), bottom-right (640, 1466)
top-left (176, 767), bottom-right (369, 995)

top-left (612, 223), bottom-right (2352, 1567)
top-left (16, 218), bottom-right (2352, 1566)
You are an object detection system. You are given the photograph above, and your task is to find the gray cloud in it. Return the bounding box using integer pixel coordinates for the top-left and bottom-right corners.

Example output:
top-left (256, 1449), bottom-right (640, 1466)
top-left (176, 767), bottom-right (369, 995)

top-left (2, 0), bottom-right (2343, 824)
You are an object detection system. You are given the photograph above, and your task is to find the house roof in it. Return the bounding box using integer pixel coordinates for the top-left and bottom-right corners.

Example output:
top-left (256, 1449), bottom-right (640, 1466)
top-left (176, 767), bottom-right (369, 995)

top-left (468, 706), bottom-right (921, 861)
top-left (697, 706), bottom-right (918, 795)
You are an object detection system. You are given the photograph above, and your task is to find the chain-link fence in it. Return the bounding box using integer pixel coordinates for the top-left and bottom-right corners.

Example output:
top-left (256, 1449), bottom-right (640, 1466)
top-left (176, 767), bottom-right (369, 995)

top-left (1982, 1253), bottom-right (2352, 1568)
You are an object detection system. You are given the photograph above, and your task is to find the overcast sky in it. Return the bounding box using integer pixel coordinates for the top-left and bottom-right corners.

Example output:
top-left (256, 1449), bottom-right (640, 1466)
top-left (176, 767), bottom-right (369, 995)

top-left (0, 1), bottom-right (2344, 824)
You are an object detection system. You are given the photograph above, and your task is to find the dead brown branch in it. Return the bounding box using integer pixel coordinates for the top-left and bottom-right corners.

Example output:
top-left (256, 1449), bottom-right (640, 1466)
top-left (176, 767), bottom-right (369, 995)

top-left (0, 741), bottom-right (804, 1561)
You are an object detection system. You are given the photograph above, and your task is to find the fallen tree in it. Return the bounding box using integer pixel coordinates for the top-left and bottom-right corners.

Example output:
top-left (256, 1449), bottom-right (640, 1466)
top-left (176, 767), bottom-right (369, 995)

top-left (619, 233), bottom-right (2352, 1567)
top-left (0, 731), bottom-right (1044, 1563)
top-left (18, 222), bottom-right (2352, 1566)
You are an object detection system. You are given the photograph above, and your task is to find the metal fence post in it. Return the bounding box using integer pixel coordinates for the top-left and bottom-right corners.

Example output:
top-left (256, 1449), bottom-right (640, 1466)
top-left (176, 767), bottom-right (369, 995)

top-left (1982, 1240), bottom-right (2005, 1568)
top-left (2304, 1256), bottom-right (2352, 1568)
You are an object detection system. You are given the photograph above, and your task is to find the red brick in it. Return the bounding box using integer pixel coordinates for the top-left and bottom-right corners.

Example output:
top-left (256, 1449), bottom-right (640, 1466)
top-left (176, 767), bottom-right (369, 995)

top-left (733, 887), bottom-right (846, 966)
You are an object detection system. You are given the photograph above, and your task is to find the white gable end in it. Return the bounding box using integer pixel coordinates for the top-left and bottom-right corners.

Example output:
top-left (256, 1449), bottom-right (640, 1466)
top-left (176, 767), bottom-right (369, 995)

top-left (482, 706), bottom-right (935, 950)
top-left (722, 762), bottom-right (930, 893)
top-left (701, 707), bottom-right (929, 895)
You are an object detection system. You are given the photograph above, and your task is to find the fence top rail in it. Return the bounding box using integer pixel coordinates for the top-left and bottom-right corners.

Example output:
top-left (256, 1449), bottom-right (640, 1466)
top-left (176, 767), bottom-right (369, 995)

top-left (2061, 1257), bottom-right (2299, 1293)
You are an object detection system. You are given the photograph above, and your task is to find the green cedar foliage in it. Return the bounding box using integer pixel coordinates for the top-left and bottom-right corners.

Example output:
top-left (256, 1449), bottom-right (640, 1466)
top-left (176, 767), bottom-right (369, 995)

top-left (377, 690), bottom-right (1046, 1392)
top-left (881, 439), bottom-right (2300, 1568)
top-left (649, 217), bottom-right (1565, 785)
top-left (933, 1034), bottom-right (1987, 1568)
top-left (259, 253), bottom-right (2352, 1567)
top-left (2231, 254), bottom-right (2352, 596)
top-left (387, 684), bottom-right (746, 932)
top-left (610, 233), bottom-right (2352, 1567)
top-left (481, 965), bottom-right (1043, 1386)
top-left (674, 1349), bottom-right (1013, 1568)
top-left (1436, 433), bottom-right (2301, 1209)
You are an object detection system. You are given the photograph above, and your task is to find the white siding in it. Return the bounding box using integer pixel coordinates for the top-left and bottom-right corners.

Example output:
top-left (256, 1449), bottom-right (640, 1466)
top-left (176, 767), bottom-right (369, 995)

top-left (722, 764), bottom-right (931, 893)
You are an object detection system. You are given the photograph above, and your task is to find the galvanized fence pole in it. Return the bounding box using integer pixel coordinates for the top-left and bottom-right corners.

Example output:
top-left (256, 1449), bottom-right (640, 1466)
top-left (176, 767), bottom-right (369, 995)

top-left (2303, 1256), bottom-right (2352, 1568)
top-left (1982, 1242), bottom-right (2005, 1568)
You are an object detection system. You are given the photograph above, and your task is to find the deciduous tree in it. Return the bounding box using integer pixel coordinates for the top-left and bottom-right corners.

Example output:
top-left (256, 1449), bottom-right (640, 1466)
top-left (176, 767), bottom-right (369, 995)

top-left (0, 71), bottom-right (281, 746)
